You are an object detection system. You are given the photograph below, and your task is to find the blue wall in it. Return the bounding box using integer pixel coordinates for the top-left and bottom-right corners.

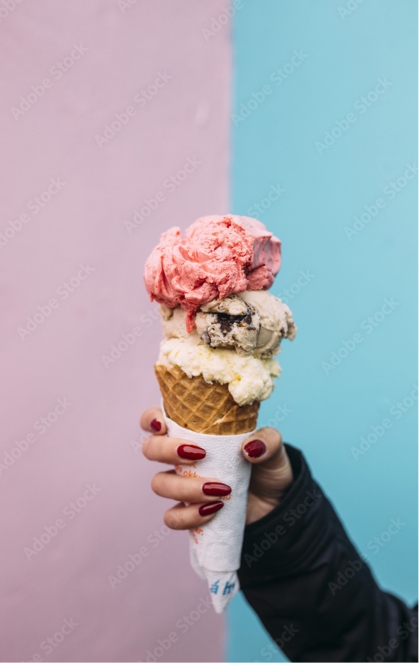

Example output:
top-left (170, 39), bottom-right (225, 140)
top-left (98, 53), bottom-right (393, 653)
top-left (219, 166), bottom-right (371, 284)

top-left (228, 1), bottom-right (417, 660)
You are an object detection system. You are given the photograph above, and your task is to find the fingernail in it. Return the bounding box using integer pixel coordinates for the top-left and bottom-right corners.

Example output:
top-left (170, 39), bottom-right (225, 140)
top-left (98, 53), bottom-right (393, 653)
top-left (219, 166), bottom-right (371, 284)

top-left (202, 482), bottom-right (231, 496)
top-left (177, 444), bottom-right (206, 461)
top-left (150, 419), bottom-right (162, 432)
top-left (244, 439), bottom-right (267, 458)
top-left (199, 501), bottom-right (224, 516)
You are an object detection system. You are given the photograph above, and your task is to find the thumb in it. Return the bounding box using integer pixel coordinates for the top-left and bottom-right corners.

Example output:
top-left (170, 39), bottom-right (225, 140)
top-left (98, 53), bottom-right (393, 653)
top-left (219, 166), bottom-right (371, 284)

top-left (242, 427), bottom-right (293, 504)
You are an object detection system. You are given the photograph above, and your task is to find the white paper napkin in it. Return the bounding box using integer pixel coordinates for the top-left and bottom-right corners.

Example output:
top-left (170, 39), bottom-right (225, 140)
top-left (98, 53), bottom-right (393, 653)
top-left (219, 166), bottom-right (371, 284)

top-left (162, 408), bottom-right (255, 613)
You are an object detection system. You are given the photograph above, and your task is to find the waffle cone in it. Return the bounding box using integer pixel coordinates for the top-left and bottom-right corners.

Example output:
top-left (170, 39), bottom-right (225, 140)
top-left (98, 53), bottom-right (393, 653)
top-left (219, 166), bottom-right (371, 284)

top-left (155, 364), bottom-right (259, 435)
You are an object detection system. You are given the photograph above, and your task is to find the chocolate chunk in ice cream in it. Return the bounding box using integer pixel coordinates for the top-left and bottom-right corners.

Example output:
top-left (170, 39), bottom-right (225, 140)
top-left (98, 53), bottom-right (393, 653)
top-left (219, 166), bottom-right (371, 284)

top-left (196, 296), bottom-right (261, 355)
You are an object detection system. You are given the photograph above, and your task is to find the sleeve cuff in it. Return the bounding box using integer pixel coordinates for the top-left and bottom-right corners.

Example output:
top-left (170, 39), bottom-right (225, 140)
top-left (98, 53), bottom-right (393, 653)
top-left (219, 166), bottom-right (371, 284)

top-left (239, 444), bottom-right (331, 585)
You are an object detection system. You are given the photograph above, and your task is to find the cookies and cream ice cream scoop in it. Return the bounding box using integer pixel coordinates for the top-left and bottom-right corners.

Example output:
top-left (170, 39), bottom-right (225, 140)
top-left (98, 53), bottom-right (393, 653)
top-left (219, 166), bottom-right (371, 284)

top-left (161, 290), bottom-right (296, 359)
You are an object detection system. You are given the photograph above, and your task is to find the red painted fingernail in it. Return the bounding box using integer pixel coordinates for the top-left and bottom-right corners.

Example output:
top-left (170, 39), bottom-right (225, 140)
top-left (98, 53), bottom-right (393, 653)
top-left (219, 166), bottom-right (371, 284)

top-left (199, 501), bottom-right (224, 516)
top-left (202, 482), bottom-right (231, 496)
top-left (150, 419), bottom-right (162, 432)
top-left (177, 444), bottom-right (206, 460)
top-left (244, 439), bottom-right (267, 458)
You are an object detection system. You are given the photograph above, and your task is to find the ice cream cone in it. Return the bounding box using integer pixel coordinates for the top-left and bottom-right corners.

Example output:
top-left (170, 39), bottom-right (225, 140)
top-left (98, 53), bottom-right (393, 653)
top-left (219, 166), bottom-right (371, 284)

top-left (154, 363), bottom-right (259, 435)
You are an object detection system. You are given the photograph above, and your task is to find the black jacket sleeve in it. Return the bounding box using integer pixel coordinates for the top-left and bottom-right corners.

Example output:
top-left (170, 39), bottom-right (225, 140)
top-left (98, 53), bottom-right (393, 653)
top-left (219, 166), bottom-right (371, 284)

top-left (238, 444), bottom-right (418, 663)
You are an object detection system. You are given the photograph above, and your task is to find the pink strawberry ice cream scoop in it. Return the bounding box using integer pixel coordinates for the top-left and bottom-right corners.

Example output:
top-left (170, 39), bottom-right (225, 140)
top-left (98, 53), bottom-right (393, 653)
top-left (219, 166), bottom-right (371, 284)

top-left (144, 215), bottom-right (281, 330)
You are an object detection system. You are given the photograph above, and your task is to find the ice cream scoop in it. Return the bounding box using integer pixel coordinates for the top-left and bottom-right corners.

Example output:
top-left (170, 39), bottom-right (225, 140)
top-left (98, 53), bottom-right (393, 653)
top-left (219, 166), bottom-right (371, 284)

top-left (144, 215), bottom-right (281, 331)
top-left (160, 304), bottom-right (191, 340)
top-left (196, 296), bottom-right (261, 355)
top-left (158, 336), bottom-right (280, 406)
top-left (161, 290), bottom-right (296, 358)
top-left (238, 290), bottom-right (297, 357)
top-left (161, 299), bottom-right (261, 355)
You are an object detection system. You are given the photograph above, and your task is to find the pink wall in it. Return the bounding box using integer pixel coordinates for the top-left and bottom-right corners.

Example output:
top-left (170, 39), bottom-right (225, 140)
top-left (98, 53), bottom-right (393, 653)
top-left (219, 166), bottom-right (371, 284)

top-left (0, 1), bottom-right (231, 660)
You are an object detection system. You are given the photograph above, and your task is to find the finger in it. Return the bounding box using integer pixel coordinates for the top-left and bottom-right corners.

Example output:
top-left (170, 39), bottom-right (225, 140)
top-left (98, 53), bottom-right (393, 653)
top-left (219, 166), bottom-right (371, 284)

top-left (142, 434), bottom-right (207, 466)
top-left (243, 428), bottom-right (293, 512)
top-left (140, 407), bottom-right (167, 435)
top-left (163, 501), bottom-right (224, 530)
top-left (151, 470), bottom-right (232, 503)
top-left (242, 427), bottom-right (283, 465)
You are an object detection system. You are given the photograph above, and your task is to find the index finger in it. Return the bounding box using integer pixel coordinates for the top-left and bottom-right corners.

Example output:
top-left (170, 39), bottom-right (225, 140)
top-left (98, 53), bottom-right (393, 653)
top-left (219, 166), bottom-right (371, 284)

top-left (140, 407), bottom-right (167, 435)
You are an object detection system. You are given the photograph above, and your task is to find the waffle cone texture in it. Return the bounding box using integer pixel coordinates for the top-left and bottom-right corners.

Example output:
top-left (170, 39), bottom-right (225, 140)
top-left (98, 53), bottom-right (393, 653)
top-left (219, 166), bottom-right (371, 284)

top-left (155, 364), bottom-right (259, 435)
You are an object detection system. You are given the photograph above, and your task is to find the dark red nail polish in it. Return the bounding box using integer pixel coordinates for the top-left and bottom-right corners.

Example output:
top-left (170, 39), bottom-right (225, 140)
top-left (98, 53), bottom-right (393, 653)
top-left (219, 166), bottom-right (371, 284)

top-left (150, 419), bottom-right (162, 432)
top-left (177, 444), bottom-right (206, 461)
top-left (202, 482), bottom-right (231, 496)
top-left (199, 501), bottom-right (224, 516)
top-left (244, 439), bottom-right (267, 458)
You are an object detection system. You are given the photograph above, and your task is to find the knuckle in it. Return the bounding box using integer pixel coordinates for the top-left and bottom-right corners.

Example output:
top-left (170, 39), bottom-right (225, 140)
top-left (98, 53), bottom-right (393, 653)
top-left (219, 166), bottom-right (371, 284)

top-left (179, 478), bottom-right (199, 502)
top-left (141, 436), bottom-right (152, 458)
top-left (140, 409), bottom-right (152, 431)
top-left (164, 509), bottom-right (183, 530)
top-left (259, 426), bottom-right (282, 446)
top-left (150, 473), bottom-right (162, 495)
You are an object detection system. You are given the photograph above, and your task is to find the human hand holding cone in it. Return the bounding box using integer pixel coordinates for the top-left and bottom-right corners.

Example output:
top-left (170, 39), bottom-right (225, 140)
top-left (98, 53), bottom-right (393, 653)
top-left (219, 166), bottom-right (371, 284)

top-left (144, 215), bottom-right (296, 612)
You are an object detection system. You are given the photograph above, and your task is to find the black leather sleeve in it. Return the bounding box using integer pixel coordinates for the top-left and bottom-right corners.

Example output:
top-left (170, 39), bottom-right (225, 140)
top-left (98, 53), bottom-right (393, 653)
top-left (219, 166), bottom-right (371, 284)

top-left (238, 444), bottom-right (418, 662)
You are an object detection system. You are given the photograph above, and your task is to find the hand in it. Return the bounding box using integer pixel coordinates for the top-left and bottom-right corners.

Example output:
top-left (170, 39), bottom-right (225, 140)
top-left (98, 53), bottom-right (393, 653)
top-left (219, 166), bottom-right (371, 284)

top-left (140, 407), bottom-right (294, 530)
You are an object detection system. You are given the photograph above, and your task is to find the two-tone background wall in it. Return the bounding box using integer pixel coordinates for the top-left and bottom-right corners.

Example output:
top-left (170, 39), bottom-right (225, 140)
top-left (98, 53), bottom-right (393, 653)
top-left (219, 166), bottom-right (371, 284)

top-left (0, 1), bottom-right (416, 661)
